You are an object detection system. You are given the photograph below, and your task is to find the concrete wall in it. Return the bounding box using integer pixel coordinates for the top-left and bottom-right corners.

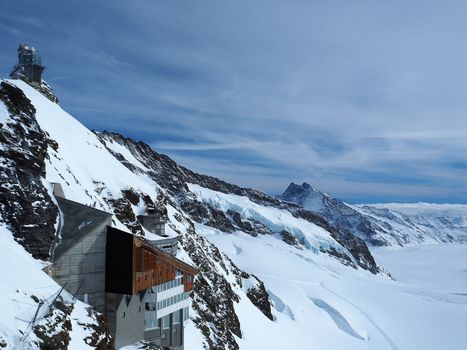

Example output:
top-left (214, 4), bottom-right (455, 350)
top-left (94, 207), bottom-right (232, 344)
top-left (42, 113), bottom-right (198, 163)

top-left (137, 214), bottom-right (166, 236)
top-left (107, 291), bottom-right (187, 349)
top-left (106, 292), bottom-right (146, 349)
top-left (146, 236), bottom-right (180, 257)
top-left (51, 182), bottom-right (65, 198)
top-left (50, 198), bottom-right (112, 313)
top-left (50, 224), bottom-right (109, 311)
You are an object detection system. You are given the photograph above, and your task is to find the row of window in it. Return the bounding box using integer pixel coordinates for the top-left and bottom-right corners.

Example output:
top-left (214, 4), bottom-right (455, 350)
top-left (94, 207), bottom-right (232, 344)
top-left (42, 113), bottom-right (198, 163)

top-left (151, 274), bottom-right (183, 293)
top-left (144, 309), bottom-right (186, 330)
top-left (156, 292), bottom-right (189, 310)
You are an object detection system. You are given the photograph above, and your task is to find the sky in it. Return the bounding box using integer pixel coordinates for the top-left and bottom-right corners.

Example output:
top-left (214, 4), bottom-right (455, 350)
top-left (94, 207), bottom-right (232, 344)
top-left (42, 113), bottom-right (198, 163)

top-left (1, 0), bottom-right (467, 204)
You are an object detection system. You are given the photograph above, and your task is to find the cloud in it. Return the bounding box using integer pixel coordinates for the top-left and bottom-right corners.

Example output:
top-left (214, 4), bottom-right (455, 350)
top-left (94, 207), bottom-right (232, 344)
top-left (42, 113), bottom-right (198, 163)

top-left (1, 0), bottom-right (467, 203)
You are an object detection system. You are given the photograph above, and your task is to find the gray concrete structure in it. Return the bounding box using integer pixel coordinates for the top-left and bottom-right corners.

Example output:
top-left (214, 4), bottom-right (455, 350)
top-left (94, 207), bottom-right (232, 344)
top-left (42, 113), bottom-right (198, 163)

top-left (145, 236), bottom-right (180, 257)
top-left (137, 207), bottom-right (167, 236)
top-left (50, 196), bottom-right (112, 311)
top-left (47, 192), bottom-right (193, 349)
top-left (51, 182), bottom-right (65, 198)
top-left (106, 292), bottom-right (147, 349)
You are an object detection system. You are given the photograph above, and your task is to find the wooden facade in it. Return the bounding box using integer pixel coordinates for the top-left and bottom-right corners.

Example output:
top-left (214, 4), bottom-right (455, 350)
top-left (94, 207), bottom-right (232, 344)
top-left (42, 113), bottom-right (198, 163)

top-left (106, 227), bottom-right (197, 295)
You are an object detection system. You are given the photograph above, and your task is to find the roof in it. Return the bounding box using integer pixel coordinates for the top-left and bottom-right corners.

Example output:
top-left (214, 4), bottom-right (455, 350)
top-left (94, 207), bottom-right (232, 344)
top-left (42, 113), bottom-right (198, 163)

top-left (135, 237), bottom-right (198, 276)
top-left (53, 197), bottom-right (113, 261)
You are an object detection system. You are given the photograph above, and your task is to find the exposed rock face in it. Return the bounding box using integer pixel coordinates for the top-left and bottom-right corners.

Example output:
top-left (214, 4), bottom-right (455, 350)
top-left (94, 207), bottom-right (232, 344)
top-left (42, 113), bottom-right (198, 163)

top-left (244, 276), bottom-right (274, 321)
top-left (106, 193), bottom-right (143, 235)
top-left (280, 230), bottom-right (303, 249)
top-left (183, 226), bottom-right (241, 349)
top-left (31, 296), bottom-right (113, 350)
top-left (0, 81), bottom-right (58, 260)
top-left (80, 309), bottom-right (114, 349)
top-left (33, 297), bottom-right (73, 350)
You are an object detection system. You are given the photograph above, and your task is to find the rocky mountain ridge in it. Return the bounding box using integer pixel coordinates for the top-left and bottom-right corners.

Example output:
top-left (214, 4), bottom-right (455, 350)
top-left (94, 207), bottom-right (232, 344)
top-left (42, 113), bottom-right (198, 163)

top-left (280, 182), bottom-right (467, 246)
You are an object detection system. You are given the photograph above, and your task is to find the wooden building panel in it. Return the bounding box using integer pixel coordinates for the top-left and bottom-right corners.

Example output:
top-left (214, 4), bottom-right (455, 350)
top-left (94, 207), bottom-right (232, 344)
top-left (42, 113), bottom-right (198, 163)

top-left (133, 240), bottom-right (197, 294)
top-left (106, 226), bottom-right (198, 295)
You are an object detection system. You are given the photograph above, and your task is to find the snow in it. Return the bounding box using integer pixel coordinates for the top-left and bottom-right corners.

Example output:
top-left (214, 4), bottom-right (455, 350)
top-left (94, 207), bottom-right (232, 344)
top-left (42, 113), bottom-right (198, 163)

top-left (0, 100), bottom-right (9, 124)
top-left (200, 225), bottom-right (467, 350)
top-left (0, 224), bottom-right (100, 349)
top-left (367, 202), bottom-right (467, 217)
top-left (68, 302), bottom-right (99, 350)
top-left (100, 135), bottom-right (150, 172)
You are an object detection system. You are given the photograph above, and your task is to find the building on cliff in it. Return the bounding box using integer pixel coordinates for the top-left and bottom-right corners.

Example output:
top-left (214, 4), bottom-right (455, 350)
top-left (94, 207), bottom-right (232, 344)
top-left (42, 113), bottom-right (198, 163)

top-left (46, 183), bottom-right (197, 349)
top-left (10, 43), bottom-right (45, 85)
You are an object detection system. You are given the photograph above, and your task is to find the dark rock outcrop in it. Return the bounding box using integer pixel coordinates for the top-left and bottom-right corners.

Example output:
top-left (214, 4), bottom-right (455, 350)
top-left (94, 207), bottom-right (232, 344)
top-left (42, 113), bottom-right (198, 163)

top-left (245, 276), bottom-right (274, 321)
top-left (80, 309), bottom-right (114, 349)
top-left (179, 224), bottom-right (242, 349)
top-left (280, 230), bottom-right (303, 249)
top-left (33, 297), bottom-right (73, 350)
top-left (0, 81), bottom-right (58, 260)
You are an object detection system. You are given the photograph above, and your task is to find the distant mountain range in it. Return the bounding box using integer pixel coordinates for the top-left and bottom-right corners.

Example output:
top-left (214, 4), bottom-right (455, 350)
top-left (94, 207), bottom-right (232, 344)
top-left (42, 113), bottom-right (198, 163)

top-left (279, 182), bottom-right (467, 246)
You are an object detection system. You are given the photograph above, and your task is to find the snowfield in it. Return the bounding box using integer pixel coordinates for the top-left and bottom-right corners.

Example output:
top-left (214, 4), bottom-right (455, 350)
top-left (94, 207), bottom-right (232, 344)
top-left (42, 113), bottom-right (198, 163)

top-left (368, 203), bottom-right (467, 217)
top-left (202, 226), bottom-right (467, 350)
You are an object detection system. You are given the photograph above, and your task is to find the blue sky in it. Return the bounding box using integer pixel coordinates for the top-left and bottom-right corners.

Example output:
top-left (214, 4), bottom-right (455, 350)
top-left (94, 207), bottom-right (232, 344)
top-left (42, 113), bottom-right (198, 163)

top-left (1, 0), bottom-right (467, 203)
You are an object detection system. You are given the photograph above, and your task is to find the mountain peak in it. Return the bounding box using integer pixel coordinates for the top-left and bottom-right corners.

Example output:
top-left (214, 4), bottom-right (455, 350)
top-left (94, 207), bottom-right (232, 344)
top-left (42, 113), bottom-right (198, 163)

top-left (282, 182), bottom-right (320, 197)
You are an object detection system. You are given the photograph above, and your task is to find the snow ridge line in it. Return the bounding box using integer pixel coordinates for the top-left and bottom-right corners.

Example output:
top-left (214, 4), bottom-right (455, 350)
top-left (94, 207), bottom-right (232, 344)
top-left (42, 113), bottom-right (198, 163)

top-left (321, 284), bottom-right (398, 350)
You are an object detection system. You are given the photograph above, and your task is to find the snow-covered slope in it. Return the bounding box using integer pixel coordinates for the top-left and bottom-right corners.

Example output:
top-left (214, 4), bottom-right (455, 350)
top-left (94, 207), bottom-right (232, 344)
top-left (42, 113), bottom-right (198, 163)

top-left (280, 183), bottom-right (467, 246)
top-left (1, 79), bottom-right (466, 349)
top-left (0, 224), bottom-right (111, 349)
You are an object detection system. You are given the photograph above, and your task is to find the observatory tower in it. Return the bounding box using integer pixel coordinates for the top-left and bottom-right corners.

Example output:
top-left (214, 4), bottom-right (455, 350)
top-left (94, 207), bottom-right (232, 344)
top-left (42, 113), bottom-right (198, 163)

top-left (11, 43), bottom-right (45, 85)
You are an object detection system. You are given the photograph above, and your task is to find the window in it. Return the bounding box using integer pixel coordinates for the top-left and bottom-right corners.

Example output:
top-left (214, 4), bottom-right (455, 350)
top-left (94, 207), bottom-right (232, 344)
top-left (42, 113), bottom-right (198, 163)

top-left (162, 315), bottom-right (170, 329)
top-left (174, 310), bottom-right (181, 324)
top-left (145, 303), bottom-right (156, 311)
top-left (122, 312), bottom-right (125, 319)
